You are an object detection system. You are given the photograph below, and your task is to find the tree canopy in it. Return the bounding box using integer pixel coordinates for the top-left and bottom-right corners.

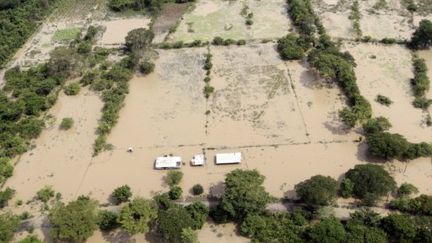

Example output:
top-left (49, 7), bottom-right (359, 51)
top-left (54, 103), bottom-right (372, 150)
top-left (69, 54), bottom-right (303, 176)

top-left (0, 212), bottom-right (20, 243)
top-left (219, 169), bottom-right (271, 221)
top-left (48, 196), bottom-right (99, 242)
top-left (295, 175), bottom-right (338, 206)
top-left (118, 197), bottom-right (157, 235)
top-left (410, 19), bottom-right (432, 49)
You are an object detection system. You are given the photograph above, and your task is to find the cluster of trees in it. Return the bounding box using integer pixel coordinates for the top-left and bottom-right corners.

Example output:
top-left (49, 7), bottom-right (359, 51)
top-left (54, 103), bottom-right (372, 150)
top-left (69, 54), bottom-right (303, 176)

top-left (277, 34), bottom-right (309, 60)
top-left (362, 117), bottom-right (432, 160)
top-left (0, 0), bottom-right (59, 67)
top-left (108, 0), bottom-right (195, 13)
top-left (411, 56), bottom-right (432, 110)
top-left (166, 171), bottom-right (184, 200)
top-left (92, 28), bottom-right (155, 155)
top-left (203, 53), bottom-right (214, 99)
top-left (0, 26), bottom-right (110, 184)
top-left (410, 19), bottom-right (432, 49)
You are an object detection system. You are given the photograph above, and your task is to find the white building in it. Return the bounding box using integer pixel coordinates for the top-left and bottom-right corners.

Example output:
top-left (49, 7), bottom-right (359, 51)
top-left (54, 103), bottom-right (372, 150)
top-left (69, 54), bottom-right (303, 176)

top-left (191, 154), bottom-right (205, 166)
top-left (215, 152), bottom-right (242, 165)
top-left (154, 156), bottom-right (182, 169)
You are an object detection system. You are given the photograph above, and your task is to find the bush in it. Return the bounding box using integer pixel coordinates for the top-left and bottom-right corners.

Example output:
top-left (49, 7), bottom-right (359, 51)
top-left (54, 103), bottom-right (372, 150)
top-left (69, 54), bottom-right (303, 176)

top-left (111, 185), bottom-right (132, 205)
top-left (60, 118), bottom-right (74, 130)
top-left (212, 36), bottom-right (224, 45)
top-left (139, 61), bottom-right (155, 75)
top-left (185, 202), bottom-right (209, 229)
top-left (306, 217), bottom-right (346, 243)
top-left (98, 210), bottom-right (119, 231)
top-left (36, 186), bottom-right (55, 203)
top-left (18, 235), bottom-right (42, 243)
top-left (375, 94), bottom-right (392, 106)
top-left (413, 97), bottom-right (432, 110)
top-left (166, 171), bottom-right (183, 187)
top-left (294, 175), bottom-right (338, 206)
top-left (381, 214), bottom-right (416, 241)
top-left (237, 39), bottom-right (246, 45)
top-left (390, 194), bottom-right (432, 216)
top-left (0, 187), bottom-right (15, 208)
top-left (203, 85), bottom-right (215, 98)
top-left (192, 184), bottom-right (204, 195)
top-left (125, 28), bottom-right (154, 53)
top-left (169, 186), bottom-right (183, 200)
top-left (64, 82), bottom-right (81, 96)
top-left (157, 206), bottom-right (195, 242)
top-left (344, 164), bottom-right (396, 200)
top-left (77, 41), bottom-right (92, 54)
top-left (339, 178), bottom-right (354, 198)
top-left (398, 183), bottom-right (419, 197)
top-left (362, 117), bottom-right (391, 135)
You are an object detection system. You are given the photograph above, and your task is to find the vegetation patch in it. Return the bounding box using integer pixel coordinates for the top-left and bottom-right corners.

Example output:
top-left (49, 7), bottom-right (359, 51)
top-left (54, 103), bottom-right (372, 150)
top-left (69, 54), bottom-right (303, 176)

top-left (52, 28), bottom-right (82, 42)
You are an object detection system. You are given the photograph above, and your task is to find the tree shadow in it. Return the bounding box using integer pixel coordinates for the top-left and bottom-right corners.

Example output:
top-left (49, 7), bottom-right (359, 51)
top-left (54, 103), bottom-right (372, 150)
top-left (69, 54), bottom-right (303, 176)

top-left (102, 229), bottom-right (135, 243)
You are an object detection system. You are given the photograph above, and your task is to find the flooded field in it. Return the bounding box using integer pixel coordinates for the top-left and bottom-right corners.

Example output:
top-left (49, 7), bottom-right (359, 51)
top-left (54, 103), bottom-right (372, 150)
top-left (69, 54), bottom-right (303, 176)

top-left (170, 0), bottom-right (291, 42)
top-left (346, 42), bottom-right (432, 142)
top-left (97, 18), bottom-right (152, 46)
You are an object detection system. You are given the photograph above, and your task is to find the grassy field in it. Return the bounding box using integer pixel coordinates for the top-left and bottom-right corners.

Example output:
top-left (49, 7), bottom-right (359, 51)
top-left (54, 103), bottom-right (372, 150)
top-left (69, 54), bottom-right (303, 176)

top-left (52, 28), bottom-right (81, 42)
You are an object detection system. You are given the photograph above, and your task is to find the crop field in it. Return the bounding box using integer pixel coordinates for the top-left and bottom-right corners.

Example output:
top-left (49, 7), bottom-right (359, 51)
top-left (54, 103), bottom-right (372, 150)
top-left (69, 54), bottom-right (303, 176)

top-left (169, 0), bottom-right (291, 42)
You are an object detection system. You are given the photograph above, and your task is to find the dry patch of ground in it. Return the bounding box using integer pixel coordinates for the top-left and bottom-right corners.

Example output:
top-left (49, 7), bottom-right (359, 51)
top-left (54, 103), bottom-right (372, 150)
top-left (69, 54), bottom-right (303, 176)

top-left (169, 0), bottom-right (291, 42)
top-left (152, 3), bottom-right (191, 43)
top-left (346, 42), bottom-right (432, 142)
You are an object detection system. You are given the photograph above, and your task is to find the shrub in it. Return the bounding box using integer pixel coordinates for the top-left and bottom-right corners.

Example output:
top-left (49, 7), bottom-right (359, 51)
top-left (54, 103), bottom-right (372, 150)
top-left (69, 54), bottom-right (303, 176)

top-left (305, 217), bottom-right (346, 243)
top-left (139, 61), bottom-right (155, 75)
top-left (237, 39), bottom-right (246, 45)
top-left (77, 41), bottom-right (92, 54)
top-left (362, 117), bottom-right (391, 135)
top-left (192, 184), bottom-right (204, 195)
top-left (60, 118), bottom-right (74, 130)
top-left (413, 97), bottom-right (432, 110)
top-left (295, 175), bottom-right (338, 206)
top-left (381, 214), bottom-right (416, 241)
top-left (0, 212), bottom-right (20, 243)
top-left (36, 186), bottom-right (55, 203)
top-left (212, 36), bottom-right (224, 45)
top-left (375, 94), bottom-right (392, 106)
top-left (223, 39), bottom-right (235, 46)
top-left (0, 187), bottom-right (15, 208)
top-left (18, 235), bottom-right (42, 243)
top-left (185, 202), bottom-right (209, 229)
top-left (203, 85), bottom-right (215, 98)
top-left (166, 171), bottom-right (183, 187)
top-left (169, 186), bottom-right (183, 200)
top-left (111, 185), bottom-right (132, 205)
top-left (125, 28), bottom-right (154, 53)
top-left (98, 210), bottom-right (119, 231)
top-left (181, 227), bottom-right (198, 243)
top-left (398, 183), bottom-right (419, 197)
top-left (339, 178), bottom-right (354, 198)
top-left (64, 82), bottom-right (81, 96)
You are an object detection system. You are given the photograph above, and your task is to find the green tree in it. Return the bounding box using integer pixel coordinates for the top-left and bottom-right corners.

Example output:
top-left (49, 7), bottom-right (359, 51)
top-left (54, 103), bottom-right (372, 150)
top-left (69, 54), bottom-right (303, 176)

top-left (125, 28), bottom-right (154, 53)
top-left (139, 61), bottom-right (155, 75)
top-left (306, 217), bottom-right (346, 243)
top-left (362, 117), bottom-right (391, 135)
top-left (48, 196), bottom-right (99, 242)
top-left (18, 117), bottom-right (45, 139)
top-left (158, 206), bottom-right (195, 243)
top-left (0, 187), bottom-right (15, 208)
top-left (111, 185), bottom-right (132, 205)
top-left (366, 132), bottom-right (410, 160)
top-left (0, 212), bottom-right (20, 243)
top-left (295, 175), bottom-right (338, 206)
top-left (345, 222), bottom-right (387, 243)
top-left (219, 169), bottom-right (271, 221)
top-left (169, 186), bottom-right (183, 200)
top-left (240, 212), bottom-right (303, 242)
top-left (398, 183), bottom-right (419, 197)
top-left (381, 214), bottom-right (416, 241)
top-left (185, 202), bottom-right (209, 230)
top-left (98, 210), bottom-right (119, 231)
top-left (118, 197), bottom-right (157, 235)
top-left (277, 34), bottom-right (307, 60)
top-left (344, 164), bottom-right (396, 201)
top-left (192, 184), bottom-right (204, 195)
top-left (410, 19), bottom-right (432, 49)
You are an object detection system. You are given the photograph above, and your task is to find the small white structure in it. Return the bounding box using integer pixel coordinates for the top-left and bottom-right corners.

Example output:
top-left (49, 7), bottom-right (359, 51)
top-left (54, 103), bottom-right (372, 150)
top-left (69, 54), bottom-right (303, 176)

top-left (155, 156), bottom-right (182, 169)
top-left (191, 154), bottom-right (205, 166)
top-left (215, 152), bottom-right (242, 165)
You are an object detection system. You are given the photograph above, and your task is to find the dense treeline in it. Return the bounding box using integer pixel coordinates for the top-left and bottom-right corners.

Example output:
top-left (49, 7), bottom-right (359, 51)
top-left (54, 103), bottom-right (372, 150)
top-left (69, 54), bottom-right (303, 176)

top-left (2, 168), bottom-right (432, 242)
top-left (0, 0), bottom-right (59, 67)
top-left (411, 56), bottom-right (432, 110)
top-left (108, 0), bottom-right (195, 13)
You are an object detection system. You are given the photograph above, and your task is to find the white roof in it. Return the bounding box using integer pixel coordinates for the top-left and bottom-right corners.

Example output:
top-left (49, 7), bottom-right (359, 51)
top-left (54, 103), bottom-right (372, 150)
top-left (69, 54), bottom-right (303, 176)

top-left (155, 156), bottom-right (182, 169)
top-left (215, 152), bottom-right (241, 164)
top-left (191, 154), bottom-right (205, 166)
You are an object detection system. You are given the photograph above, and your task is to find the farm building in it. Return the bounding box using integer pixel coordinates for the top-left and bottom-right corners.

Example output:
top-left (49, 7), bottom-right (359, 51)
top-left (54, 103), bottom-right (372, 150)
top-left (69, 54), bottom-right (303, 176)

top-left (215, 152), bottom-right (242, 165)
top-left (155, 156), bottom-right (182, 169)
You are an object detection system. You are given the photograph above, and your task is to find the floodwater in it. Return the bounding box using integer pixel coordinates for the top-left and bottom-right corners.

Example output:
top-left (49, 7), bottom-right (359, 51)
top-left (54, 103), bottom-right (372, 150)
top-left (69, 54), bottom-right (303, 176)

top-left (98, 18), bottom-right (152, 45)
